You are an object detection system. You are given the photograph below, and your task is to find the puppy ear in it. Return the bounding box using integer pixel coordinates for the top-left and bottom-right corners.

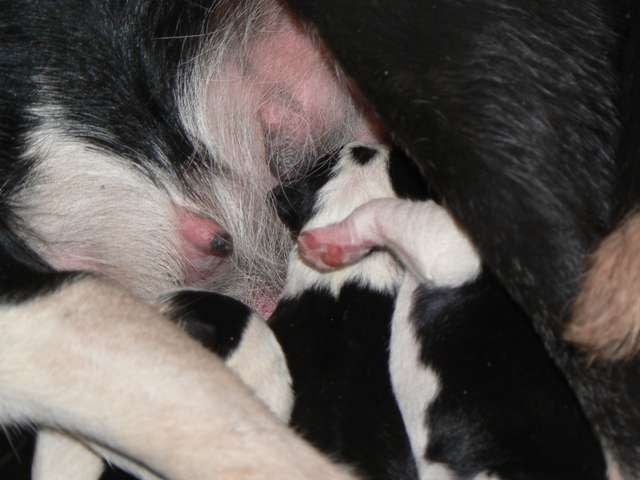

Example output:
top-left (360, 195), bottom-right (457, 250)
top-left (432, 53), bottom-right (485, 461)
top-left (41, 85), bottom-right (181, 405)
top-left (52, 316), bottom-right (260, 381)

top-left (271, 184), bottom-right (311, 236)
top-left (271, 152), bottom-right (340, 236)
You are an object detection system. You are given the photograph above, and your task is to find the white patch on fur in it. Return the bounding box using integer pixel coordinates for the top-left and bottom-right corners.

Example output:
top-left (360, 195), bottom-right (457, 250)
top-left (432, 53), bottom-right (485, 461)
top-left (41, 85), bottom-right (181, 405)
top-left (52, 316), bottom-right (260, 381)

top-left (375, 199), bottom-right (481, 288)
top-left (174, 0), bottom-right (372, 310)
top-left (227, 313), bottom-right (294, 421)
top-left (16, 118), bottom-right (187, 301)
top-left (0, 276), bottom-right (359, 480)
top-left (282, 144), bottom-right (402, 298)
top-left (33, 428), bottom-right (166, 480)
top-left (390, 275), bottom-right (445, 480)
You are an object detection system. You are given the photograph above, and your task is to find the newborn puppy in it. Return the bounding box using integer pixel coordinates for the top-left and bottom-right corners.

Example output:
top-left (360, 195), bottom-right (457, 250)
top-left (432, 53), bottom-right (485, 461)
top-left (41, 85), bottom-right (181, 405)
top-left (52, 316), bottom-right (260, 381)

top-left (298, 144), bottom-right (606, 480)
top-left (269, 144), bottom-right (419, 480)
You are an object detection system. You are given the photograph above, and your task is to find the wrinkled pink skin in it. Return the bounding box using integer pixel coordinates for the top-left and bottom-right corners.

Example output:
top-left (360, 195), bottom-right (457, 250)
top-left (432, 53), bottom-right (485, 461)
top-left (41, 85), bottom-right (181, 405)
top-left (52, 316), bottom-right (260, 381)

top-left (298, 228), bottom-right (376, 272)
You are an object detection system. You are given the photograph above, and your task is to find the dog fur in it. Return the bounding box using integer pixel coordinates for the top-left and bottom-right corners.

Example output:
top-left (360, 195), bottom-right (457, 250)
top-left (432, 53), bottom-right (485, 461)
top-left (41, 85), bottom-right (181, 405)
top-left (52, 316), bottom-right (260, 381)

top-left (0, 0), bottom-right (374, 478)
top-left (298, 144), bottom-right (606, 480)
top-left (285, 0), bottom-right (640, 477)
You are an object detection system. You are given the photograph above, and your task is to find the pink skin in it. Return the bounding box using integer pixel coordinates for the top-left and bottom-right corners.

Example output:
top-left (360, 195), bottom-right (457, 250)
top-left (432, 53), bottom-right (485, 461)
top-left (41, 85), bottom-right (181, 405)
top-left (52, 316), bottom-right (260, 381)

top-left (179, 210), bottom-right (280, 319)
top-left (298, 210), bottom-right (379, 272)
top-left (252, 14), bottom-right (348, 142)
top-left (192, 7), bottom-right (385, 311)
top-left (177, 207), bottom-right (232, 285)
top-left (251, 8), bottom-right (383, 146)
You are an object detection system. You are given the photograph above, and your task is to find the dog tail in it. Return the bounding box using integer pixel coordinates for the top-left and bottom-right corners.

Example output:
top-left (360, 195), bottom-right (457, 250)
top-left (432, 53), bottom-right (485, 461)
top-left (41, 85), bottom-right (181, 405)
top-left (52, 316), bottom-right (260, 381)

top-left (567, 211), bottom-right (640, 361)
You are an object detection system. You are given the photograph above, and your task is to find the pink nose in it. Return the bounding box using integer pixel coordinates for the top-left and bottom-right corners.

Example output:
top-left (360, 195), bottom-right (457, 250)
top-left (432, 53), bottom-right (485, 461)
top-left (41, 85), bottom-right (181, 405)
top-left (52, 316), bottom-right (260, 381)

top-left (178, 208), bottom-right (233, 258)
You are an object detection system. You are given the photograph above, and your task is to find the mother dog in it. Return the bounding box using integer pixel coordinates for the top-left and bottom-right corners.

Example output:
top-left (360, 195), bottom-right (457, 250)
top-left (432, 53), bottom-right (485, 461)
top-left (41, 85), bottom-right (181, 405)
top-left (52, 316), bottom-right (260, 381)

top-left (0, 0), bottom-right (636, 478)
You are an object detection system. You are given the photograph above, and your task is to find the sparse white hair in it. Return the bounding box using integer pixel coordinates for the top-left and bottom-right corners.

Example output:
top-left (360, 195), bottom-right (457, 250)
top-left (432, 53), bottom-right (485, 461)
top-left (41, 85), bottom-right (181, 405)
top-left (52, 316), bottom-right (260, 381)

top-left (175, 0), bottom-right (369, 308)
top-left (12, 0), bottom-right (371, 313)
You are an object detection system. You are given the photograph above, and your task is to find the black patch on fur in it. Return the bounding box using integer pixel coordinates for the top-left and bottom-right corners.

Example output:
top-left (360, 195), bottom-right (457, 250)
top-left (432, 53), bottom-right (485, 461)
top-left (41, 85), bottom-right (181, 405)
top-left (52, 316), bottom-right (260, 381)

top-left (271, 152), bottom-right (339, 236)
top-left (388, 148), bottom-right (439, 203)
top-left (411, 272), bottom-right (606, 479)
top-left (270, 284), bottom-right (418, 480)
top-left (167, 290), bottom-right (251, 359)
top-left (349, 145), bottom-right (377, 165)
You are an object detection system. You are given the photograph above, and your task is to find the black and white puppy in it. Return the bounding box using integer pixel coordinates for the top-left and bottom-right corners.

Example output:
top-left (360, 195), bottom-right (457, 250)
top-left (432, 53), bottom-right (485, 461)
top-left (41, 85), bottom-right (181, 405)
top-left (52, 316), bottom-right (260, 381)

top-left (281, 2), bottom-right (640, 477)
top-left (295, 143), bottom-right (606, 480)
top-left (269, 145), bottom-right (419, 480)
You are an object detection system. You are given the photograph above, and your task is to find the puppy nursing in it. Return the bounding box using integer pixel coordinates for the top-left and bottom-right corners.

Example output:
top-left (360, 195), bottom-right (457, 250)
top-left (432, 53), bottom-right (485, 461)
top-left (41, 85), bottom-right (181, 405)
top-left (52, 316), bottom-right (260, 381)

top-left (0, 0), bottom-right (622, 478)
top-left (294, 144), bottom-right (606, 479)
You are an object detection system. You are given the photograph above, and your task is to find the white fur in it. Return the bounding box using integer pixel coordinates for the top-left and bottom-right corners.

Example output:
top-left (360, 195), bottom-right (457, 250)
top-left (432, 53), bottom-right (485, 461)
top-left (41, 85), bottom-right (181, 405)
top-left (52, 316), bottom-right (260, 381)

top-left (282, 144), bottom-right (402, 299)
top-left (34, 432), bottom-right (165, 480)
top-left (0, 276), bottom-right (359, 480)
top-left (33, 430), bottom-right (104, 480)
top-left (227, 313), bottom-right (294, 421)
top-left (33, 312), bottom-right (294, 480)
top-left (297, 144), bottom-right (484, 479)
top-left (361, 198), bottom-right (481, 287)
top-left (17, 120), bottom-right (185, 301)
top-left (6, 2), bottom-right (378, 478)
top-left (390, 276), bottom-right (446, 480)
top-left (303, 197), bottom-right (481, 288)
top-left (176, 0), bottom-right (371, 310)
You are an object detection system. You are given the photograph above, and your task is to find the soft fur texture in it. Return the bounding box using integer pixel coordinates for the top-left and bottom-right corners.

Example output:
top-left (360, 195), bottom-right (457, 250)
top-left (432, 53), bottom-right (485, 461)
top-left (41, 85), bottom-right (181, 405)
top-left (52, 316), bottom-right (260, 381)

top-left (299, 144), bottom-right (606, 480)
top-left (285, 0), bottom-right (640, 477)
top-left (1, 0), bottom-right (637, 478)
top-left (270, 145), bottom-right (417, 480)
top-left (567, 2), bottom-right (640, 363)
top-left (568, 212), bottom-right (640, 361)
top-left (0, 0), bottom-right (376, 478)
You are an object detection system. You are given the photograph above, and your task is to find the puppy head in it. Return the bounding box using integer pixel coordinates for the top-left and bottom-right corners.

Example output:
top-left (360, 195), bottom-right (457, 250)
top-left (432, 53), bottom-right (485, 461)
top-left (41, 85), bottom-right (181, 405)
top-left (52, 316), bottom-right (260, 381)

top-left (271, 144), bottom-right (396, 237)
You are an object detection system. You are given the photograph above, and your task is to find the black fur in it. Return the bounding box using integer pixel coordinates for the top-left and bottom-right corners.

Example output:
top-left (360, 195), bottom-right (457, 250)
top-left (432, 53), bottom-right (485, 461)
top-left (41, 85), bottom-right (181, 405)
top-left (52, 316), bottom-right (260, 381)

top-left (271, 286), bottom-right (418, 480)
top-left (167, 291), bottom-right (252, 359)
top-left (285, 0), bottom-right (640, 474)
top-left (272, 152), bottom-right (339, 236)
top-left (270, 161), bottom-right (419, 480)
top-left (0, 2), bottom-right (218, 475)
top-left (414, 273), bottom-right (605, 479)
top-left (0, 0), bottom-right (211, 187)
top-left (380, 146), bottom-right (605, 478)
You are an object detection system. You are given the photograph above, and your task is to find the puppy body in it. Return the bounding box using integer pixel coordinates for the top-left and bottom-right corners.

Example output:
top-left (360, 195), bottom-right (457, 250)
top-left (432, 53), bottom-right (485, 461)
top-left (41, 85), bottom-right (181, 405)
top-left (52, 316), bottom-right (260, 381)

top-left (282, 1), bottom-right (640, 476)
top-left (269, 145), bottom-right (417, 480)
top-left (33, 290), bottom-right (293, 480)
top-left (298, 145), bottom-right (606, 479)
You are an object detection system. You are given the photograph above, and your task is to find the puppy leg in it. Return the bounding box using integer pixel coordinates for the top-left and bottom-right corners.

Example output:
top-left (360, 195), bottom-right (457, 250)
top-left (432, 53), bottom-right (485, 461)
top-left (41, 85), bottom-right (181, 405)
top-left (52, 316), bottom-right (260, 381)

top-left (0, 274), bottom-right (358, 480)
top-left (298, 198), bottom-right (481, 287)
top-left (33, 290), bottom-right (293, 480)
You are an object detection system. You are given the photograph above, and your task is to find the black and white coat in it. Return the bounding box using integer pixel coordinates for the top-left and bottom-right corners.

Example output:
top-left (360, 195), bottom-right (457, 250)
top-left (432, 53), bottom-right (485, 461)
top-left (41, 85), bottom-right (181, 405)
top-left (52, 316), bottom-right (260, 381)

top-left (278, 143), bottom-right (606, 480)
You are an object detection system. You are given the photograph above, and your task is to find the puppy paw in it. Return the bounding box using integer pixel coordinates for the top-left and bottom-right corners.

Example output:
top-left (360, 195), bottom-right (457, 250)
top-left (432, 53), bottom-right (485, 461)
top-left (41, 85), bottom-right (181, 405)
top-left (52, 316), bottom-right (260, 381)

top-left (298, 225), bottom-right (375, 271)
